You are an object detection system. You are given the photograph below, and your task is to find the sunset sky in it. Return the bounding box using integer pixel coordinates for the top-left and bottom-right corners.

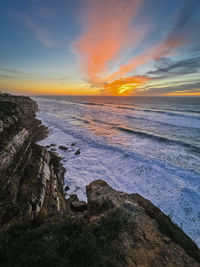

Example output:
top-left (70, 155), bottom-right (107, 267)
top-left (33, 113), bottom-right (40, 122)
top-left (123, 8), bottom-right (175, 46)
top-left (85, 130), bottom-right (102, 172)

top-left (0, 0), bottom-right (200, 96)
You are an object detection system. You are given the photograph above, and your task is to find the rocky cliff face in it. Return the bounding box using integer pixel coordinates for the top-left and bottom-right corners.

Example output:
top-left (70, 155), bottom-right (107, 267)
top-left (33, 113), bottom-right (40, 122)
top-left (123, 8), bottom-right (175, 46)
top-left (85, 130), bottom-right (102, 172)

top-left (0, 93), bottom-right (199, 267)
top-left (0, 93), bottom-right (67, 229)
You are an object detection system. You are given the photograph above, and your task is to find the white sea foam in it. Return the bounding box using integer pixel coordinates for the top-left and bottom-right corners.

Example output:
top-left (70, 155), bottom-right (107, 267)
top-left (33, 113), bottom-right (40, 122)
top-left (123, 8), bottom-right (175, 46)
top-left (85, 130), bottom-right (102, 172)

top-left (34, 96), bottom-right (200, 247)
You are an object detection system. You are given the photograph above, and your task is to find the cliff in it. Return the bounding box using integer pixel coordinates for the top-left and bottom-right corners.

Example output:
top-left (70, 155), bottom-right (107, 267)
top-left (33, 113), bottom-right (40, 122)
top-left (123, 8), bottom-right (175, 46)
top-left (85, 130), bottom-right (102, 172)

top-left (0, 93), bottom-right (67, 227)
top-left (0, 93), bottom-right (199, 267)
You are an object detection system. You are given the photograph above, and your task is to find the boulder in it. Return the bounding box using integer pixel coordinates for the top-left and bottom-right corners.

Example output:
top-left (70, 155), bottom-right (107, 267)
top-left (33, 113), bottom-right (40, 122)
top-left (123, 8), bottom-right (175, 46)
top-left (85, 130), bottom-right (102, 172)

top-left (59, 145), bottom-right (68, 151)
top-left (75, 149), bottom-right (80, 155)
top-left (64, 185), bottom-right (70, 191)
top-left (71, 142), bottom-right (76, 146)
top-left (68, 194), bottom-right (79, 203)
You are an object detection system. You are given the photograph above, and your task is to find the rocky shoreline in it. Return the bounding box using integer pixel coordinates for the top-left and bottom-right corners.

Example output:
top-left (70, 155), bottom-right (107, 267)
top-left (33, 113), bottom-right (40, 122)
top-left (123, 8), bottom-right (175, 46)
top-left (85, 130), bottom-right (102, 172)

top-left (0, 93), bottom-right (199, 266)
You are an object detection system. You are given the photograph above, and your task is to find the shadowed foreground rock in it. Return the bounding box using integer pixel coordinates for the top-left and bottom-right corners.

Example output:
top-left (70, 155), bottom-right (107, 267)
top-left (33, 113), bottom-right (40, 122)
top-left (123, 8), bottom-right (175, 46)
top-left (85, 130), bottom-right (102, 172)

top-left (0, 93), bottom-right (199, 267)
top-left (86, 180), bottom-right (200, 266)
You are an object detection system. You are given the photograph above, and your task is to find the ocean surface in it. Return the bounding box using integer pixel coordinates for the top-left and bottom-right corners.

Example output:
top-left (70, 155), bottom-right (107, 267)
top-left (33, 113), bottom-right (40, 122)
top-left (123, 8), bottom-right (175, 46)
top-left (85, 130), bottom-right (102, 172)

top-left (34, 95), bottom-right (200, 247)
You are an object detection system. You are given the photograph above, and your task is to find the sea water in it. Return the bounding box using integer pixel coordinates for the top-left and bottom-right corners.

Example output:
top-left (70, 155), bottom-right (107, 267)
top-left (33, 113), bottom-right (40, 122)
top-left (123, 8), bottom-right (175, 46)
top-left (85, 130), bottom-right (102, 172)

top-left (34, 95), bottom-right (200, 247)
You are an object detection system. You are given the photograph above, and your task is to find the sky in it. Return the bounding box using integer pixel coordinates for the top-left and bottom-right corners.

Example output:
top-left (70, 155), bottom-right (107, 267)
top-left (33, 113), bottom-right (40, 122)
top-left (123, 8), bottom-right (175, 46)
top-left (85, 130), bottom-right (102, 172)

top-left (0, 0), bottom-right (200, 96)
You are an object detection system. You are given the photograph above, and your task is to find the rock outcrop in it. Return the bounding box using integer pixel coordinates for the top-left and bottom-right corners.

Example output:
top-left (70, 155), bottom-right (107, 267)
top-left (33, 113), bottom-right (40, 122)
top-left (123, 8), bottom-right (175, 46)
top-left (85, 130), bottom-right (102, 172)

top-left (86, 180), bottom-right (200, 266)
top-left (0, 93), bottom-right (199, 267)
top-left (0, 93), bottom-right (67, 229)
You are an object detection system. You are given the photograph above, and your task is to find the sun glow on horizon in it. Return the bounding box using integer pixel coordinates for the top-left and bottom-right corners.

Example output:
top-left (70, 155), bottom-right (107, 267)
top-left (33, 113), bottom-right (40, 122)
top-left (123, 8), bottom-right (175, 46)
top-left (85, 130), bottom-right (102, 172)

top-left (103, 76), bottom-right (150, 96)
top-left (165, 90), bottom-right (200, 96)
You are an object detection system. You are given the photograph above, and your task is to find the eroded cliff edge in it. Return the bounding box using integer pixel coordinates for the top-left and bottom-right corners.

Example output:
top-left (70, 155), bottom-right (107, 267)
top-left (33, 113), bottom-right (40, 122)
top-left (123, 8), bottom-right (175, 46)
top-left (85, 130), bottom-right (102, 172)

top-left (0, 93), bottom-right (67, 226)
top-left (0, 93), bottom-right (199, 267)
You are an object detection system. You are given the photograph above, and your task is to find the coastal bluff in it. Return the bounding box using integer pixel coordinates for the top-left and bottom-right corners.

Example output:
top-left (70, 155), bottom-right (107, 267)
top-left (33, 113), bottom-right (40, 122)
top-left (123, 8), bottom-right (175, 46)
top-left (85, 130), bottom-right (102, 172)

top-left (0, 93), bottom-right (199, 267)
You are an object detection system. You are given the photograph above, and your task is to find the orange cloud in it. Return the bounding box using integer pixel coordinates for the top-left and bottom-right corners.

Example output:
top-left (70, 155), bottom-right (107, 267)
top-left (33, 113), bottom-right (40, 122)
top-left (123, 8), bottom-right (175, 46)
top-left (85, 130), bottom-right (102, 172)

top-left (105, 49), bottom-right (152, 82)
top-left (104, 76), bottom-right (149, 95)
top-left (106, 36), bottom-right (184, 82)
top-left (165, 90), bottom-right (200, 96)
top-left (75, 0), bottom-right (186, 96)
top-left (76, 0), bottom-right (143, 85)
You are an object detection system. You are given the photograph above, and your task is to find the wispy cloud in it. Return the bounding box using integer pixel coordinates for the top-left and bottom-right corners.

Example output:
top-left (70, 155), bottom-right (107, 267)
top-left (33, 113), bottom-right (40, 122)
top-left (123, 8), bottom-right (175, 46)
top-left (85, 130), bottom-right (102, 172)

top-left (24, 16), bottom-right (57, 47)
top-left (30, 6), bottom-right (56, 19)
top-left (147, 57), bottom-right (200, 78)
top-left (0, 67), bottom-right (69, 82)
top-left (135, 80), bottom-right (200, 96)
top-left (0, 68), bottom-right (33, 81)
top-left (0, 67), bottom-right (30, 75)
top-left (75, 0), bottom-right (200, 95)
top-left (75, 0), bottom-right (144, 86)
top-left (165, 0), bottom-right (200, 44)
top-left (0, 74), bottom-right (16, 79)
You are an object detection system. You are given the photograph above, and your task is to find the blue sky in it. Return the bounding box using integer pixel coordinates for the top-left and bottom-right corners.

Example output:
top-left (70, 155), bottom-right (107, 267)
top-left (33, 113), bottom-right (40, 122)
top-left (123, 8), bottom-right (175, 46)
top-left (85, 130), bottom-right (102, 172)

top-left (0, 0), bottom-right (200, 95)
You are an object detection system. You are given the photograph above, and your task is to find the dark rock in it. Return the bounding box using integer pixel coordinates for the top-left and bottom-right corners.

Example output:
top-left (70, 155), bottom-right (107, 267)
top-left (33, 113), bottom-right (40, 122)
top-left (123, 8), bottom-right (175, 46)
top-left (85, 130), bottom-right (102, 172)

top-left (70, 201), bottom-right (87, 212)
top-left (68, 194), bottom-right (79, 203)
top-left (50, 143), bottom-right (56, 147)
top-left (45, 145), bottom-right (50, 148)
top-left (59, 145), bottom-right (68, 151)
top-left (71, 142), bottom-right (76, 146)
top-left (64, 185), bottom-right (70, 191)
top-left (86, 180), bottom-right (200, 265)
top-left (50, 148), bottom-right (57, 151)
top-left (1, 177), bottom-right (199, 267)
top-left (75, 149), bottom-right (80, 155)
top-left (0, 94), bottom-right (67, 228)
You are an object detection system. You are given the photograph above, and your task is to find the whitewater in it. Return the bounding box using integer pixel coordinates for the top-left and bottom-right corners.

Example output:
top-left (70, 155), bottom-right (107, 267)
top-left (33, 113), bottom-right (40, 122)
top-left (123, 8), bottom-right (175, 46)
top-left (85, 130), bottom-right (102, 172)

top-left (34, 95), bottom-right (200, 247)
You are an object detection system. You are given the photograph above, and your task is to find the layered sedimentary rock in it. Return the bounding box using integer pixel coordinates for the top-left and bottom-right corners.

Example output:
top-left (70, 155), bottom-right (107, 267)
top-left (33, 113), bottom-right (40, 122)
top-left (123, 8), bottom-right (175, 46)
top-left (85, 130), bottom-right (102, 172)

top-left (0, 93), bottom-right (67, 229)
top-left (0, 93), bottom-right (199, 266)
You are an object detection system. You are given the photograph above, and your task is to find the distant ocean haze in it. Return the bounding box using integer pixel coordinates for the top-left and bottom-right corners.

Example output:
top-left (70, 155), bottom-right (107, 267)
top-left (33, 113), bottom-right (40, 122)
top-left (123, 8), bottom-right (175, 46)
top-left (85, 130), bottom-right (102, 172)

top-left (34, 95), bottom-right (200, 247)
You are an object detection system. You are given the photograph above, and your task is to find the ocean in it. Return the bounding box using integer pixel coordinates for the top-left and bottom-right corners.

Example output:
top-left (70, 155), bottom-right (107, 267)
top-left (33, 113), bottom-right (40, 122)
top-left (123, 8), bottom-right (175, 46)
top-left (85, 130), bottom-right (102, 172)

top-left (34, 95), bottom-right (200, 247)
